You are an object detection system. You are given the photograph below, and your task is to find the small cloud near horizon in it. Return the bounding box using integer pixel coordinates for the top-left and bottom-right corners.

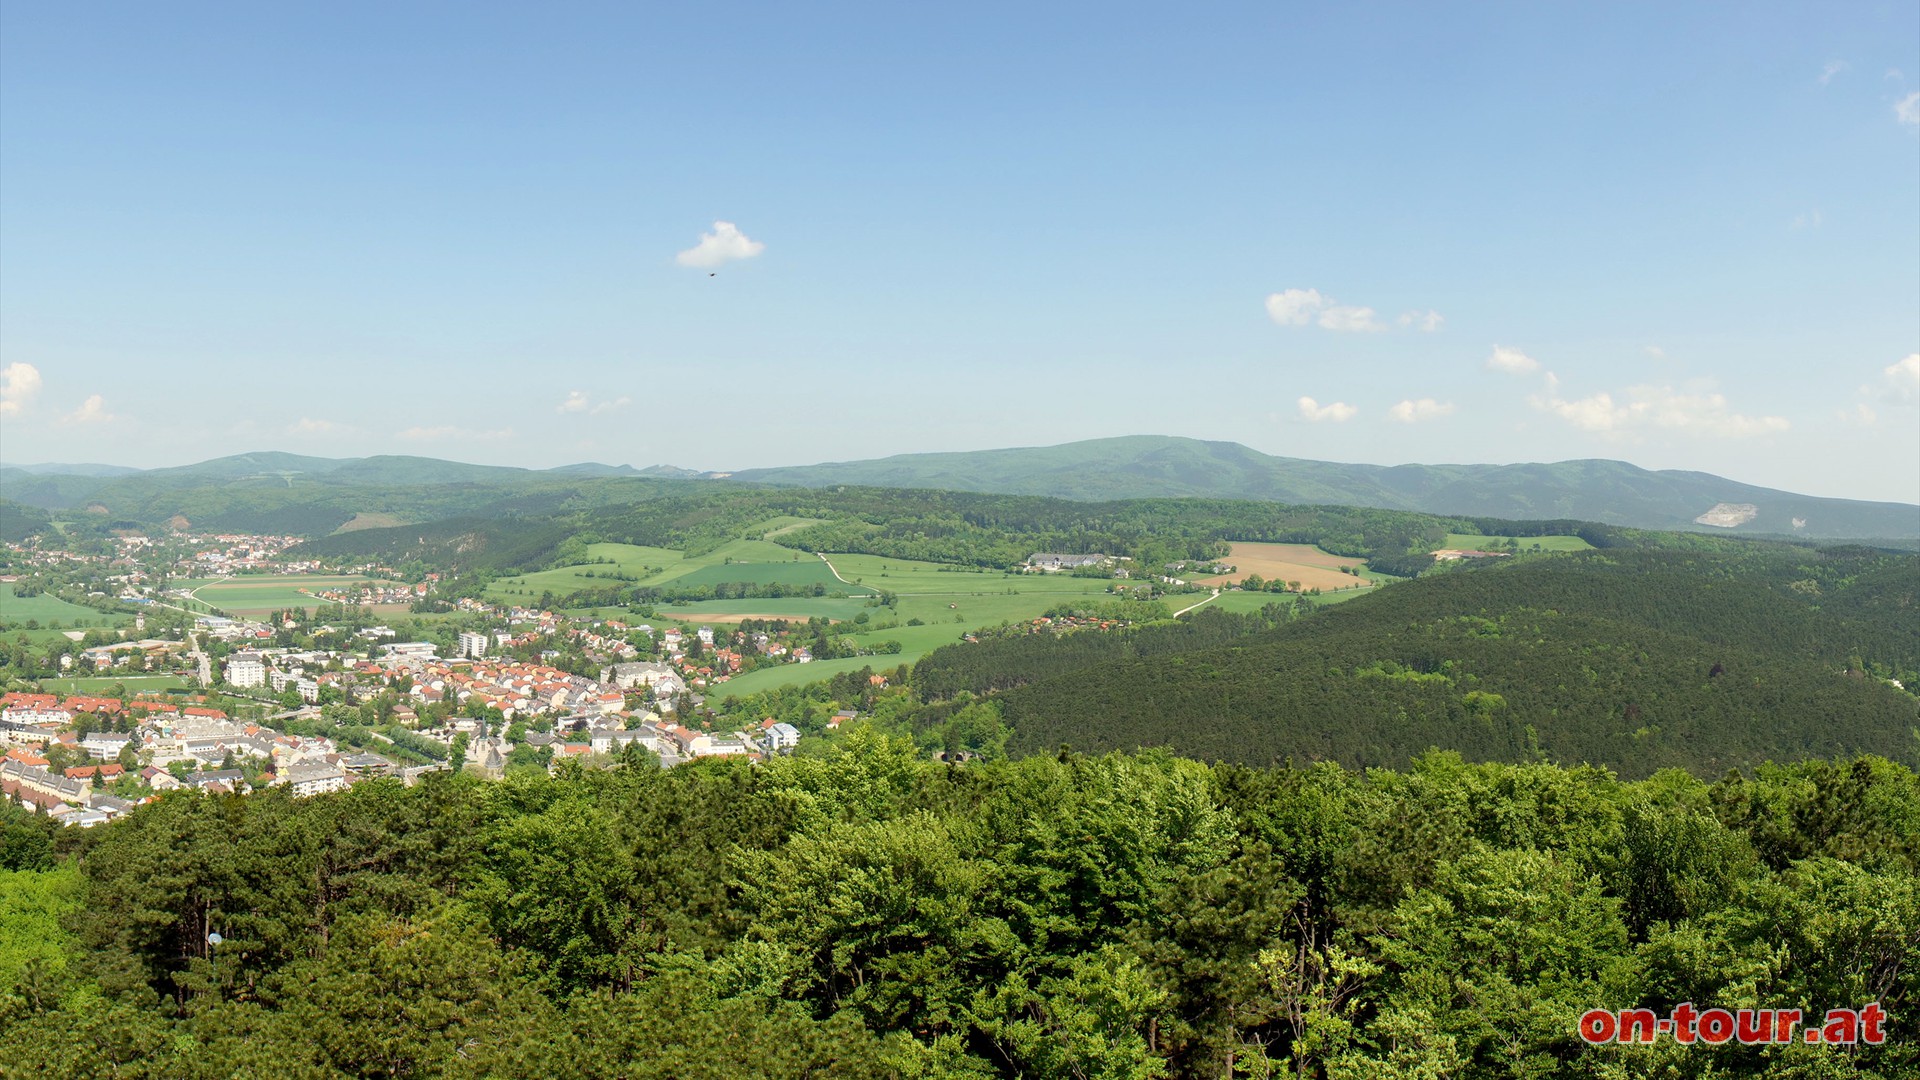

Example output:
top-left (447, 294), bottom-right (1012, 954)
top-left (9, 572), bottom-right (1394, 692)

top-left (1529, 382), bottom-right (1788, 438)
top-left (557, 391), bottom-right (632, 415)
top-left (676, 221), bottom-right (765, 269)
top-left (63, 394), bottom-right (116, 425)
top-left (1389, 398), bottom-right (1455, 423)
top-left (1297, 396), bottom-right (1358, 422)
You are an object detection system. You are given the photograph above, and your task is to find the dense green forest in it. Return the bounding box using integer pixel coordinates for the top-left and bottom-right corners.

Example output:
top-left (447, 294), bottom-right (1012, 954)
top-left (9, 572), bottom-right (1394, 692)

top-left (915, 547), bottom-right (1920, 779)
top-left (0, 498), bottom-right (54, 543)
top-left (4, 743), bottom-right (1916, 1078)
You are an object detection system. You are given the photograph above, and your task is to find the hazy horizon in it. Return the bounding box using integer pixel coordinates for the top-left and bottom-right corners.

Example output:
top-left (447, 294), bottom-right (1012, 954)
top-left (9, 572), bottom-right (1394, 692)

top-left (6, 434), bottom-right (1920, 508)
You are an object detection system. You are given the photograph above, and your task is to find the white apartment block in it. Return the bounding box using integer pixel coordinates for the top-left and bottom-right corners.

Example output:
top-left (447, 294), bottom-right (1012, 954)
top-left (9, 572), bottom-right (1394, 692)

top-left (225, 653), bottom-right (267, 688)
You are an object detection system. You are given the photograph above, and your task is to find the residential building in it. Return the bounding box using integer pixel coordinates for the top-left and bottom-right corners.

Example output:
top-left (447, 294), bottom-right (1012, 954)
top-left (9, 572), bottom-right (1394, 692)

top-left (283, 762), bottom-right (350, 797)
top-left (225, 652), bottom-right (267, 688)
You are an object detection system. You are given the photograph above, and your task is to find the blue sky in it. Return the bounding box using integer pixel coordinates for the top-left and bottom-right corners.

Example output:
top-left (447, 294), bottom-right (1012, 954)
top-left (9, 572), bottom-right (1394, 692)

top-left (2, 2), bottom-right (1916, 503)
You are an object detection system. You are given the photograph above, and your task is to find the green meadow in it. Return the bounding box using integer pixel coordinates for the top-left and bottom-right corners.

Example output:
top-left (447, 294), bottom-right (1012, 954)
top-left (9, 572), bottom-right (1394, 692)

top-left (489, 539), bottom-right (847, 601)
top-left (654, 597), bottom-right (878, 622)
top-left (702, 554), bottom-right (1161, 698)
top-left (500, 543), bottom-right (1224, 699)
top-left (755, 516), bottom-right (827, 538)
top-left (0, 584), bottom-right (132, 628)
top-left (712, 655), bottom-right (904, 700)
top-left (177, 575), bottom-right (396, 616)
top-left (666, 559), bottom-right (859, 593)
top-left (39, 675), bottom-right (190, 694)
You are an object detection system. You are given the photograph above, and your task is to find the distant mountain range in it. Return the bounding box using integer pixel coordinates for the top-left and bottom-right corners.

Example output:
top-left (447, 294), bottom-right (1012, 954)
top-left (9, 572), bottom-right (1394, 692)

top-left (4, 436), bottom-right (1916, 539)
top-left (728, 435), bottom-right (1920, 539)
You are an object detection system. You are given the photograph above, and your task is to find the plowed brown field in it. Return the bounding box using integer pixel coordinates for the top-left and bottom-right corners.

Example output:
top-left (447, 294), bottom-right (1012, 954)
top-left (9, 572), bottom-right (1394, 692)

top-left (1194, 542), bottom-right (1373, 592)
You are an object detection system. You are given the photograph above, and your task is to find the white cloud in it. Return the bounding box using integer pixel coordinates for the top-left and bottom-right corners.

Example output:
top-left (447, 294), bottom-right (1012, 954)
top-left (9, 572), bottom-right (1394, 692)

top-left (0, 362), bottom-right (42, 416)
top-left (398, 425), bottom-right (515, 442)
top-left (1791, 208), bottom-right (1823, 229)
top-left (1839, 403), bottom-right (1877, 427)
top-left (63, 394), bottom-right (115, 425)
top-left (1885, 353), bottom-right (1920, 402)
top-left (1297, 396), bottom-right (1357, 422)
top-left (1388, 398), bottom-right (1455, 423)
top-left (1264, 288), bottom-right (1326, 326)
top-left (1897, 92), bottom-right (1920, 127)
top-left (1317, 305), bottom-right (1384, 333)
top-left (1644, 345), bottom-right (1667, 360)
top-left (1530, 383), bottom-right (1789, 437)
top-left (676, 221), bottom-right (764, 268)
top-left (558, 391), bottom-right (632, 415)
top-left (1263, 288), bottom-right (1395, 333)
top-left (291, 417), bottom-right (341, 434)
top-left (1397, 309), bottom-right (1445, 332)
top-left (1819, 60), bottom-right (1849, 85)
top-left (1486, 345), bottom-right (1540, 375)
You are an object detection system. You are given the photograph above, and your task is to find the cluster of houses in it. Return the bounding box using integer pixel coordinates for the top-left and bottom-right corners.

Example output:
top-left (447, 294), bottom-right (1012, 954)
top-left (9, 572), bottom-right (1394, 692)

top-left (1026, 552), bottom-right (1113, 572)
top-left (1, 636), bottom-right (818, 825)
top-left (457, 709), bottom-right (802, 777)
top-left (306, 581), bottom-right (430, 606)
top-left (0, 691), bottom-right (374, 826)
top-left (182, 533), bottom-right (309, 572)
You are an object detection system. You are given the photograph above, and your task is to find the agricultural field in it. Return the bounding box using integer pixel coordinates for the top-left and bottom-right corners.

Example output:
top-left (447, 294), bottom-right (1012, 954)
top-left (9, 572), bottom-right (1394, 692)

top-left (488, 539), bottom-right (849, 602)
top-left (0, 584), bottom-right (131, 628)
top-left (713, 655), bottom-right (904, 700)
top-left (665, 558), bottom-right (859, 593)
top-left (755, 516), bottom-right (827, 538)
top-left (1440, 532), bottom-right (1593, 552)
top-left (654, 551), bottom-right (1143, 696)
top-left (176, 575), bottom-right (399, 616)
top-left (331, 512), bottom-right (410, 533)
top-left (1194, 542), bottom-right (1375, 593)
top-left (501, 543), bottom-right (1186, 697)
top-left (653, 597), bottom-right (877, 623)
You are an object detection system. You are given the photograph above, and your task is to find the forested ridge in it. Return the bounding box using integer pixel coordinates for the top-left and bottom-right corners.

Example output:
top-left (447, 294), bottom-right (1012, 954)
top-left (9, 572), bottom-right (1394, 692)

top-left (287, 481), bottom-right (1848, 579)
top-left (3, 743), bottom-right (1917, 1078)
top-left (897, 547), bottom-right (1920, 779)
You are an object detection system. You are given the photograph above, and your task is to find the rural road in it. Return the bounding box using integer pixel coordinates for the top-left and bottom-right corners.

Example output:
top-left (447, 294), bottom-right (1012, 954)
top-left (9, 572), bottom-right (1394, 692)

top-left (1170, 589), bottom-right (1220, 617)
top-left (816, 553), bottom-right (867, 591)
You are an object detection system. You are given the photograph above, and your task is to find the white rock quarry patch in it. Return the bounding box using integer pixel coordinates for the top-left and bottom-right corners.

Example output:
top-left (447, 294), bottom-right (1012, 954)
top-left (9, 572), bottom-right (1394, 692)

top-left (1694, 503), bottom-right (1759, 528)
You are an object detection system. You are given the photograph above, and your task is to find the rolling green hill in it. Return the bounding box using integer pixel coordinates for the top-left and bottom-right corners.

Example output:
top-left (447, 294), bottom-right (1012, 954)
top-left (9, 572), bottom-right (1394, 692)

top-left (899, 546), bottom-right (1920, 779)
top-left (729, 435), bottom-right (1920, 539)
